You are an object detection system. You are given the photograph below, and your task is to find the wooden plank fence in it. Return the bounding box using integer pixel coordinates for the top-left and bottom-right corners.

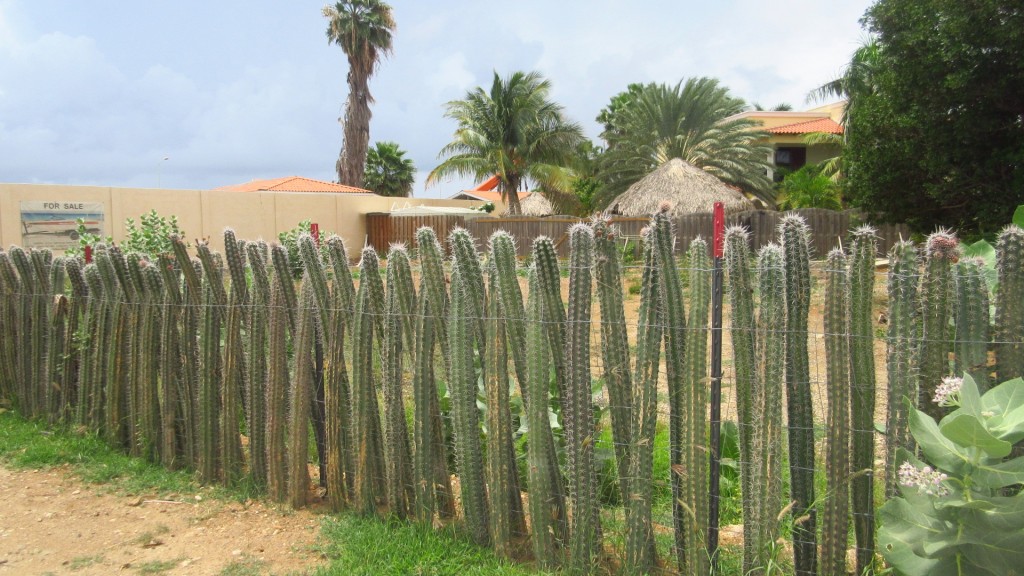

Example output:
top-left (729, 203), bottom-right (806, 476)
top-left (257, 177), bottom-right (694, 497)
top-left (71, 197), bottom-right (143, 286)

top-left (366, 209), bottom-right (911, 259)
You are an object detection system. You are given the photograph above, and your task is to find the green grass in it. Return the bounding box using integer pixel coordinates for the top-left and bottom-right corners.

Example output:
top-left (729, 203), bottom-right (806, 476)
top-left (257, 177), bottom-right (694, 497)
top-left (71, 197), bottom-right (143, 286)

top-left (312, 515), bottom-right (552, 576)
top-left (0, 410), bottom-right (258, 501)
top-left (135, 557), bottom-right (186, 574)
top-left (67, 554), bottom-right (105, 571)
top-left (219, 554), bottom-right (269, 576)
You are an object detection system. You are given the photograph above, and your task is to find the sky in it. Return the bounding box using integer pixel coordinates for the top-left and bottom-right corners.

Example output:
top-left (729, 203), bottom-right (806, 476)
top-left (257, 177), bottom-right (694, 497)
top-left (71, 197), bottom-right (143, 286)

top-left (0, 0), bottom-right (874, 199)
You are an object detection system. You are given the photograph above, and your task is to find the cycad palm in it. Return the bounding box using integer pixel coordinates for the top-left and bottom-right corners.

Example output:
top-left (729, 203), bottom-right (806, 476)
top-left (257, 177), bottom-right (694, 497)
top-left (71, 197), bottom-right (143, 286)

top-left (599, 78), bottom-right (772, 207)
top-left (427, 71), bottom-right (585, 215)
top-left (323, 0), bottom-right (395, 187)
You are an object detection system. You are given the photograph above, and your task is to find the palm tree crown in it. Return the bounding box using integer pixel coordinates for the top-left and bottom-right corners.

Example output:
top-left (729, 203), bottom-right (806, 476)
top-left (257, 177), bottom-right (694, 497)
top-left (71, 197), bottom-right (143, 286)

top-left (323, 0), bottom-right (395, 188)
top-left (598, 78), bottom-right (773, 207)
top-left (427, 70), bottom-right (585, 215)
top-left (364, 141), bottom-right (416, 197)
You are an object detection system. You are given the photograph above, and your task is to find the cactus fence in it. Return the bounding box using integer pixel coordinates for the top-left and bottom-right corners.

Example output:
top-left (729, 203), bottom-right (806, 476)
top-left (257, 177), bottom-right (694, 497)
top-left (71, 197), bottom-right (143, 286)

top-left (0, 211), bottom-right (1021, 575)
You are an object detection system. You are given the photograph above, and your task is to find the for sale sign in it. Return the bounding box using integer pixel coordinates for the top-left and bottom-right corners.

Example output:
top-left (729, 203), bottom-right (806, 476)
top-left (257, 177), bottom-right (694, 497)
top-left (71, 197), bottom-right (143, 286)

top-left (20, 201), bottom-right (105, 250)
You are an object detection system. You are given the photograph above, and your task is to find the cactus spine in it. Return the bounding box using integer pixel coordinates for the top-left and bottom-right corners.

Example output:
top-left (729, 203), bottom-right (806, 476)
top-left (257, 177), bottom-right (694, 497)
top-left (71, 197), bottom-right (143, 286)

top-left (531, 236), bottom-right (568, 403)
top-left (266, 248), bottom-right (291, 503)
top-left (848, 226), bottom-right (878, 574)
top-left (918, 230), bottom-right (958, 421)
top-left (157, 254), bottom-right (182, 469)
top-left (525, 265), bottom-right (567, 567)
top-left (244, 244), bottom-right (270, 485)
top-left (995, 225), bottom-right (1024, 383)
top-left (954, 258), bottom-right (991, 390)
top-left (489, 231), bottom-right (530, 403)
top-left (592, 218), bottom-right (631, 503)
top-left (884, 240), bottom-right (919, 498)
top-left (821, 248), bottom-right (851, 576)
top-left (624, 231), bottom-right (662, 574)
top-left (779, 214), bottom-right (817, 576)
top-left (725, 226), bottom-right (761, 573)
top-left (382, 246), bottom-right (415, 519)
top-left (564, 224), bottom-right (600, 574)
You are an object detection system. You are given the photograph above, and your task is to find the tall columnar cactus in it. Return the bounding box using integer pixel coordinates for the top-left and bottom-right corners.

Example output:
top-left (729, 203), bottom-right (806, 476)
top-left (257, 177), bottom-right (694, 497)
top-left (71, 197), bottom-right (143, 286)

top-left (196, 251), bottom-right (222, 483)
top-left (387, 244), bottom-right (418, 358)
top-left (821, 248), bottom-right (852, 576)
top-left (884, 240), bottom-right (920, 498)
top-left (97, 247), bottom-right (131, 448)
top-left (485, 262), bottom-right (525, 556)
top-left (591, 218), bottom-right (631, 502)
top-left (218, 232), bottom-right (248, 484)
top-left (323, 236), bottom-right (354, 506)
top-left (447, 265), bottom-right (490, 543)
top-left (288, 280), bottom-right (317, 509)
top-left (31, 249), bottom-right (55, 421)
top-left (489, 231), bottom-right (529, 398)
top-left (45, 256), bottom-right (67, 422)
top-left (382, 246), bottom-right (415, 519)
top-left (624, 231), bottom-right (662, 575)
top-left (298, 233), bottom-right (329, 489)
top-left (137, 264), bottom-right (164, 463)
top-left (755, 242), bottom-right (785, 560)
top-left (63, 257), bottom-right (89, 423)
top-left (651, 209), bottom-right (705, 575)
top-left (525, 266), bottom-right (567, 568)
top-left (243, 244), bottom-right (269, 484)
top-left (0, 252), bottom-right (21, 407)
top-left (848, 226), bottom-right (878, 574)
top-left (954, 258), bottom-right (991, 391)
top-left (725, 226), bottom-right (762, 573)
top-left (919, 230), bottom-right (958, 421)
top-left (83, 263), bottom-right (107, 432)
top-left (415, 227), bottom-right (451, 374)
top-left (779, 214), bottom-right (817, 576)
top-left (449, 228), bottom-right (486, 347)
top-left (156, 254), bottom-right (182, 469)
top-left (170, 238), bottom-right (203, 469)
top-left (266, 251), bottom-right (291, 503)
top-left (564, 223), bottom-right (600, 574)
top-left (10, 247), bottom-right (38, 417)
top-left (995, 225), bottom-right (1024, 383)
top-left (352, 247), bottom-right (386, 516)
top-left (531, 236), bottom-right (567, 403)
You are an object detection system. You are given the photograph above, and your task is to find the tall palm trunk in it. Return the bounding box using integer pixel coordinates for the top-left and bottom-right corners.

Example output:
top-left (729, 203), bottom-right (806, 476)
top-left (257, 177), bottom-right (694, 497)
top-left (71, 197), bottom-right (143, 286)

top-left (338, 67), bottom-right (372, 187)
top-left (501, 176), bottom-right (523, 215)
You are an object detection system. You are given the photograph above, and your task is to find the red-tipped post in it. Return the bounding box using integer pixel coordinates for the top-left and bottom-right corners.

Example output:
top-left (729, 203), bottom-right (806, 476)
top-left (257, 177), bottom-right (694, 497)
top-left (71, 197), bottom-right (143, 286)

top-left (310, 223), bottom-right (320, 246)
top-left (708, 201), bottom-right (725, 569)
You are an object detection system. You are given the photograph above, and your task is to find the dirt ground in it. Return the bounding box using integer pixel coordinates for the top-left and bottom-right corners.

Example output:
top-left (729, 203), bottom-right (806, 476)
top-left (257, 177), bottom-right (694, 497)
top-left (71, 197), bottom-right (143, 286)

top-left (0, 466), bottom-right (324, 576)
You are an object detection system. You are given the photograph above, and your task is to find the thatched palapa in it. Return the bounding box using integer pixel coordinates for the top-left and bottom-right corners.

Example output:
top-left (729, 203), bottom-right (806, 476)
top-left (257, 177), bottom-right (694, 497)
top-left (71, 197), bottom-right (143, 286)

top-left (517, 192), bottom-right (555, 217)
top-left (611, 158), bottom-right (755, 217)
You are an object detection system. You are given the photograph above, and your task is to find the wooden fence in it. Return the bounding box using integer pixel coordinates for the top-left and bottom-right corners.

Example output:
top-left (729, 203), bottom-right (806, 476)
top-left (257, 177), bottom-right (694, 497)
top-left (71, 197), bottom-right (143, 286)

top-left (366, 209), bottom-right (911, 259)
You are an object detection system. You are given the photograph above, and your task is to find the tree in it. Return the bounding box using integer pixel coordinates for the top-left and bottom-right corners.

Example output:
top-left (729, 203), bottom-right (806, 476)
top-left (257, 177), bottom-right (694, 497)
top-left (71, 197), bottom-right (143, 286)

top-left (843, 1), bottom-right (1024, 235)
top-left (776, 164), bottom-right (843, 210)
top-left (364, 141), bottom-right (415, 197)
top-left (597, 78), bottom-right (773, 207)
top-left (322, 0), bottom-right (395, 188)
top-left (427, 71), bottom-right (585, 215)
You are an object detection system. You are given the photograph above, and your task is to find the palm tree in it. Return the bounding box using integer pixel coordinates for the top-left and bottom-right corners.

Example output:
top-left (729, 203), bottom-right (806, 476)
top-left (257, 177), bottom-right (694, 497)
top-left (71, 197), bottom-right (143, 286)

top-left (322, 0), bottom-right (395, 188)
top-left (427, 71), bottom-right (585, 215)
top-left (808, 36), bottom-right (881, 123)
top-left (364, 141), bottom-right (415, 197)
top-left (598, 78), bottom-right (773, 206)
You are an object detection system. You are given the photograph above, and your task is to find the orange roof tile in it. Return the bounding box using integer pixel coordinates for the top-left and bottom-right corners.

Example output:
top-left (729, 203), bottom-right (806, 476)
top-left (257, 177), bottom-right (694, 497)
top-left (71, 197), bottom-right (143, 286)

top-left (215, 176), bottom-right (372, 194)
top-left (472, 175), bottom-right (501, 191)
top-left (766, 118), bottom-right (844, 135)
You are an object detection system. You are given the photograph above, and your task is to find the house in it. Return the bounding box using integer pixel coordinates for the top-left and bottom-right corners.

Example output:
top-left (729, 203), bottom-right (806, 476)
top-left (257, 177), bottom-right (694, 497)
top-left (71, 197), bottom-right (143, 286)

top-left (447, 174), bottom-right (531, 206)
top-left (729, 101), bottom-right (845, 180)
top-left (215, 175), bottom-right (373, 194)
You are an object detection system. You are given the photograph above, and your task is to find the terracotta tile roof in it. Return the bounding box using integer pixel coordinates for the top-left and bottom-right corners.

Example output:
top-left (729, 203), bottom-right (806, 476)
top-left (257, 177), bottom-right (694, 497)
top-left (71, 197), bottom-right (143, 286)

top-left (766, 118), bottom-right (844, 135)
top-left (215, 176), bottom-right (372, 194)
top-left (472, 175), bottom-right (501, 191)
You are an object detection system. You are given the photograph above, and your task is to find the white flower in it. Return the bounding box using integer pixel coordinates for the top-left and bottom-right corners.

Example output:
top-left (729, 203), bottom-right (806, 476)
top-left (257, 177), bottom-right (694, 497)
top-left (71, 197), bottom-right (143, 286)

top-left (898, 462), bottom-right (950, 497)
top-left (933, 376), bottom-right (963, 407)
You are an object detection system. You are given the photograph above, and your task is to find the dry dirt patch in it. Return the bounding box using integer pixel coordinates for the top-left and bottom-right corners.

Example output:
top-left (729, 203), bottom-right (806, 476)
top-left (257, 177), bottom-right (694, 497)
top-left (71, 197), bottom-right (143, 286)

top-left (0, 466), bottom-right (324, 575)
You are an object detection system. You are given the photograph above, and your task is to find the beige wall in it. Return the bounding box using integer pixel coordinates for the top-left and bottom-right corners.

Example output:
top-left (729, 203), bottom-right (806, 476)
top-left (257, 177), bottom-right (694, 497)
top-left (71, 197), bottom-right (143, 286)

top-left (0, 183), bottom-right (481, 255)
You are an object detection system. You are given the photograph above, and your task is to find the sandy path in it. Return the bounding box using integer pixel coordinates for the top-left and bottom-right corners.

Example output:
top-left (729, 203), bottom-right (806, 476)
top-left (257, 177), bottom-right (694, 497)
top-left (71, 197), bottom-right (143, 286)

top-left (0, 466), bottom-right (324, 576)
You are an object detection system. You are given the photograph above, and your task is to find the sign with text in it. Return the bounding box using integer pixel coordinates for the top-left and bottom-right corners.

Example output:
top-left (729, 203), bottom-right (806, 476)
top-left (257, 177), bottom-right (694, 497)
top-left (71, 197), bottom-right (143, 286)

top-left (20, 201), bottom-right (105, 250)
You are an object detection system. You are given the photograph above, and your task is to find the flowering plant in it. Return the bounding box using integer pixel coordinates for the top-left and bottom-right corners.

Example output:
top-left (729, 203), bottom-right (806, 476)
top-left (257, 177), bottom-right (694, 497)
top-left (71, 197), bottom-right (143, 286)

top-left (879, 373), bottom-right (1024, 575)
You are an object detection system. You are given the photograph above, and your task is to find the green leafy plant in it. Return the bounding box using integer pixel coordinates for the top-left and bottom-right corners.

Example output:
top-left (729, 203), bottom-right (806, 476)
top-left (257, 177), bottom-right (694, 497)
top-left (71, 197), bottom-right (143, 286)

top-left (776, 164), bottom-right (842, 210)
top-left (66, 210), bottom-right (185, 259)
top-left (879, 373), bottom-right (1024, 575)
top-left (278, 220), bottom-right (329, 278)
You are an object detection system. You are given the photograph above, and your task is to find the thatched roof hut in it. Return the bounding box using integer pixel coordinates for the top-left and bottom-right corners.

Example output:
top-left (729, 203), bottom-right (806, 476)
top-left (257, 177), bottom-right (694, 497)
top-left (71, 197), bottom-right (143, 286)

top-left (517, 192), bottom-right (555, 216)
top-left (611, 158), bottom-right (755, 217)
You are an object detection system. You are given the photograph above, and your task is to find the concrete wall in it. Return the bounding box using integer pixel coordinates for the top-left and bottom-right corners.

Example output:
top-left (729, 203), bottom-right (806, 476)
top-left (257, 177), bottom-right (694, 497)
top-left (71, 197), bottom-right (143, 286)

top-left (0, 183), bottom-right (483, 254)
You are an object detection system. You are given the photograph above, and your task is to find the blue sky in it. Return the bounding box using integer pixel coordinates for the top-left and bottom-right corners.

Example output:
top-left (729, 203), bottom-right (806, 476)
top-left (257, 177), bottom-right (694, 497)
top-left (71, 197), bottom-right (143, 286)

top-left (0, 0), bottom-right (873, 198)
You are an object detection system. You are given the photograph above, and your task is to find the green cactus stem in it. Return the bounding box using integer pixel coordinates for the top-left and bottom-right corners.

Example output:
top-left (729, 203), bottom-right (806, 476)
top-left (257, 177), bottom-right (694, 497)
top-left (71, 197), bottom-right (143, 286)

top-left (63, 257), bottom-right (89, 424)
top-left (323, 236), bottom-right (354, 507)
top-left (919, 230), bottom-right (958, 421)
top-left (954, 258), bottom-right (991, 391)
top-left (156, 254), bottom-right (182, 469)
top-left (530, 236), bottom-right (567, 403)
top-left (884, 240), bottom-right (919, 498)
top-left (591, 218), bottom-right (632, 503)
top-left (564, 223), bottom-right (600, 574)
top-left (624, 230), bottom-right (662, 575)
top-left (288, 280), bottom-right (317, 509)
top-left (352, 247), bottom-right (386, 516)
top-left (821, 248), bottom-right (852, 576)
top-left (779, 214), bottom-right (816, 576)
top-left (756, 242), bottom-right (785, 564)
top-left (382, 245), bottom-right (415, 519)
top-left (995, 225), bottom-right (1024, 383)
top-left (266, 254), bottom-right (290, 503)
top-left (489, 231), bottom-right (529, 402)
top-left (0, 252), bottom-right (22, 408)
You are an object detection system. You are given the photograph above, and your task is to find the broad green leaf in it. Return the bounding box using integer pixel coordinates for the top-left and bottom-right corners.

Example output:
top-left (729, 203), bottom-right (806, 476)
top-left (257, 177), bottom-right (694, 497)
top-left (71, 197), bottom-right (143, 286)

top-left (958, 493), bottom-right (1024, 531)
top-left (970, 455), bottom-right (1024, 490)
top-left (878, 498), bottom-right (957, 576)
top-left (1013, 205), bottom-right (1024, 228)
top-left (957, 373), bottom-right (984, 419)
top-left (961, 239), bottom-right (998, 293)
top-left (908, 400), bottom-right (969, 475)
top-left (940, 413), bottom-right (1011, 458)
top-left (981, 378), bottom-right (1024, 442)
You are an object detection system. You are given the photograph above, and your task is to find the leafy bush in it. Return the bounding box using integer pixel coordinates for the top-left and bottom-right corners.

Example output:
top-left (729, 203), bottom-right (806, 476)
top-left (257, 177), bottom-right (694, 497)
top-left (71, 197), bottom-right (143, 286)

top-left (776, 164), bottom-right (842, 211)
top-left (879, 373), bottom-right (1024, 574)
top-left (277, 220), bottom-right (329, 279)
top-left (65, 209), bottom-right (185, 260)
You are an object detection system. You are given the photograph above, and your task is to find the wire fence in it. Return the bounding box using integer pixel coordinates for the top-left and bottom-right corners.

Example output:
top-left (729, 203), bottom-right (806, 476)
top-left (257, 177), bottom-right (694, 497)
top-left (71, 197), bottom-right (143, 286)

top-left (0, 216), bottom-right (1018, 576)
